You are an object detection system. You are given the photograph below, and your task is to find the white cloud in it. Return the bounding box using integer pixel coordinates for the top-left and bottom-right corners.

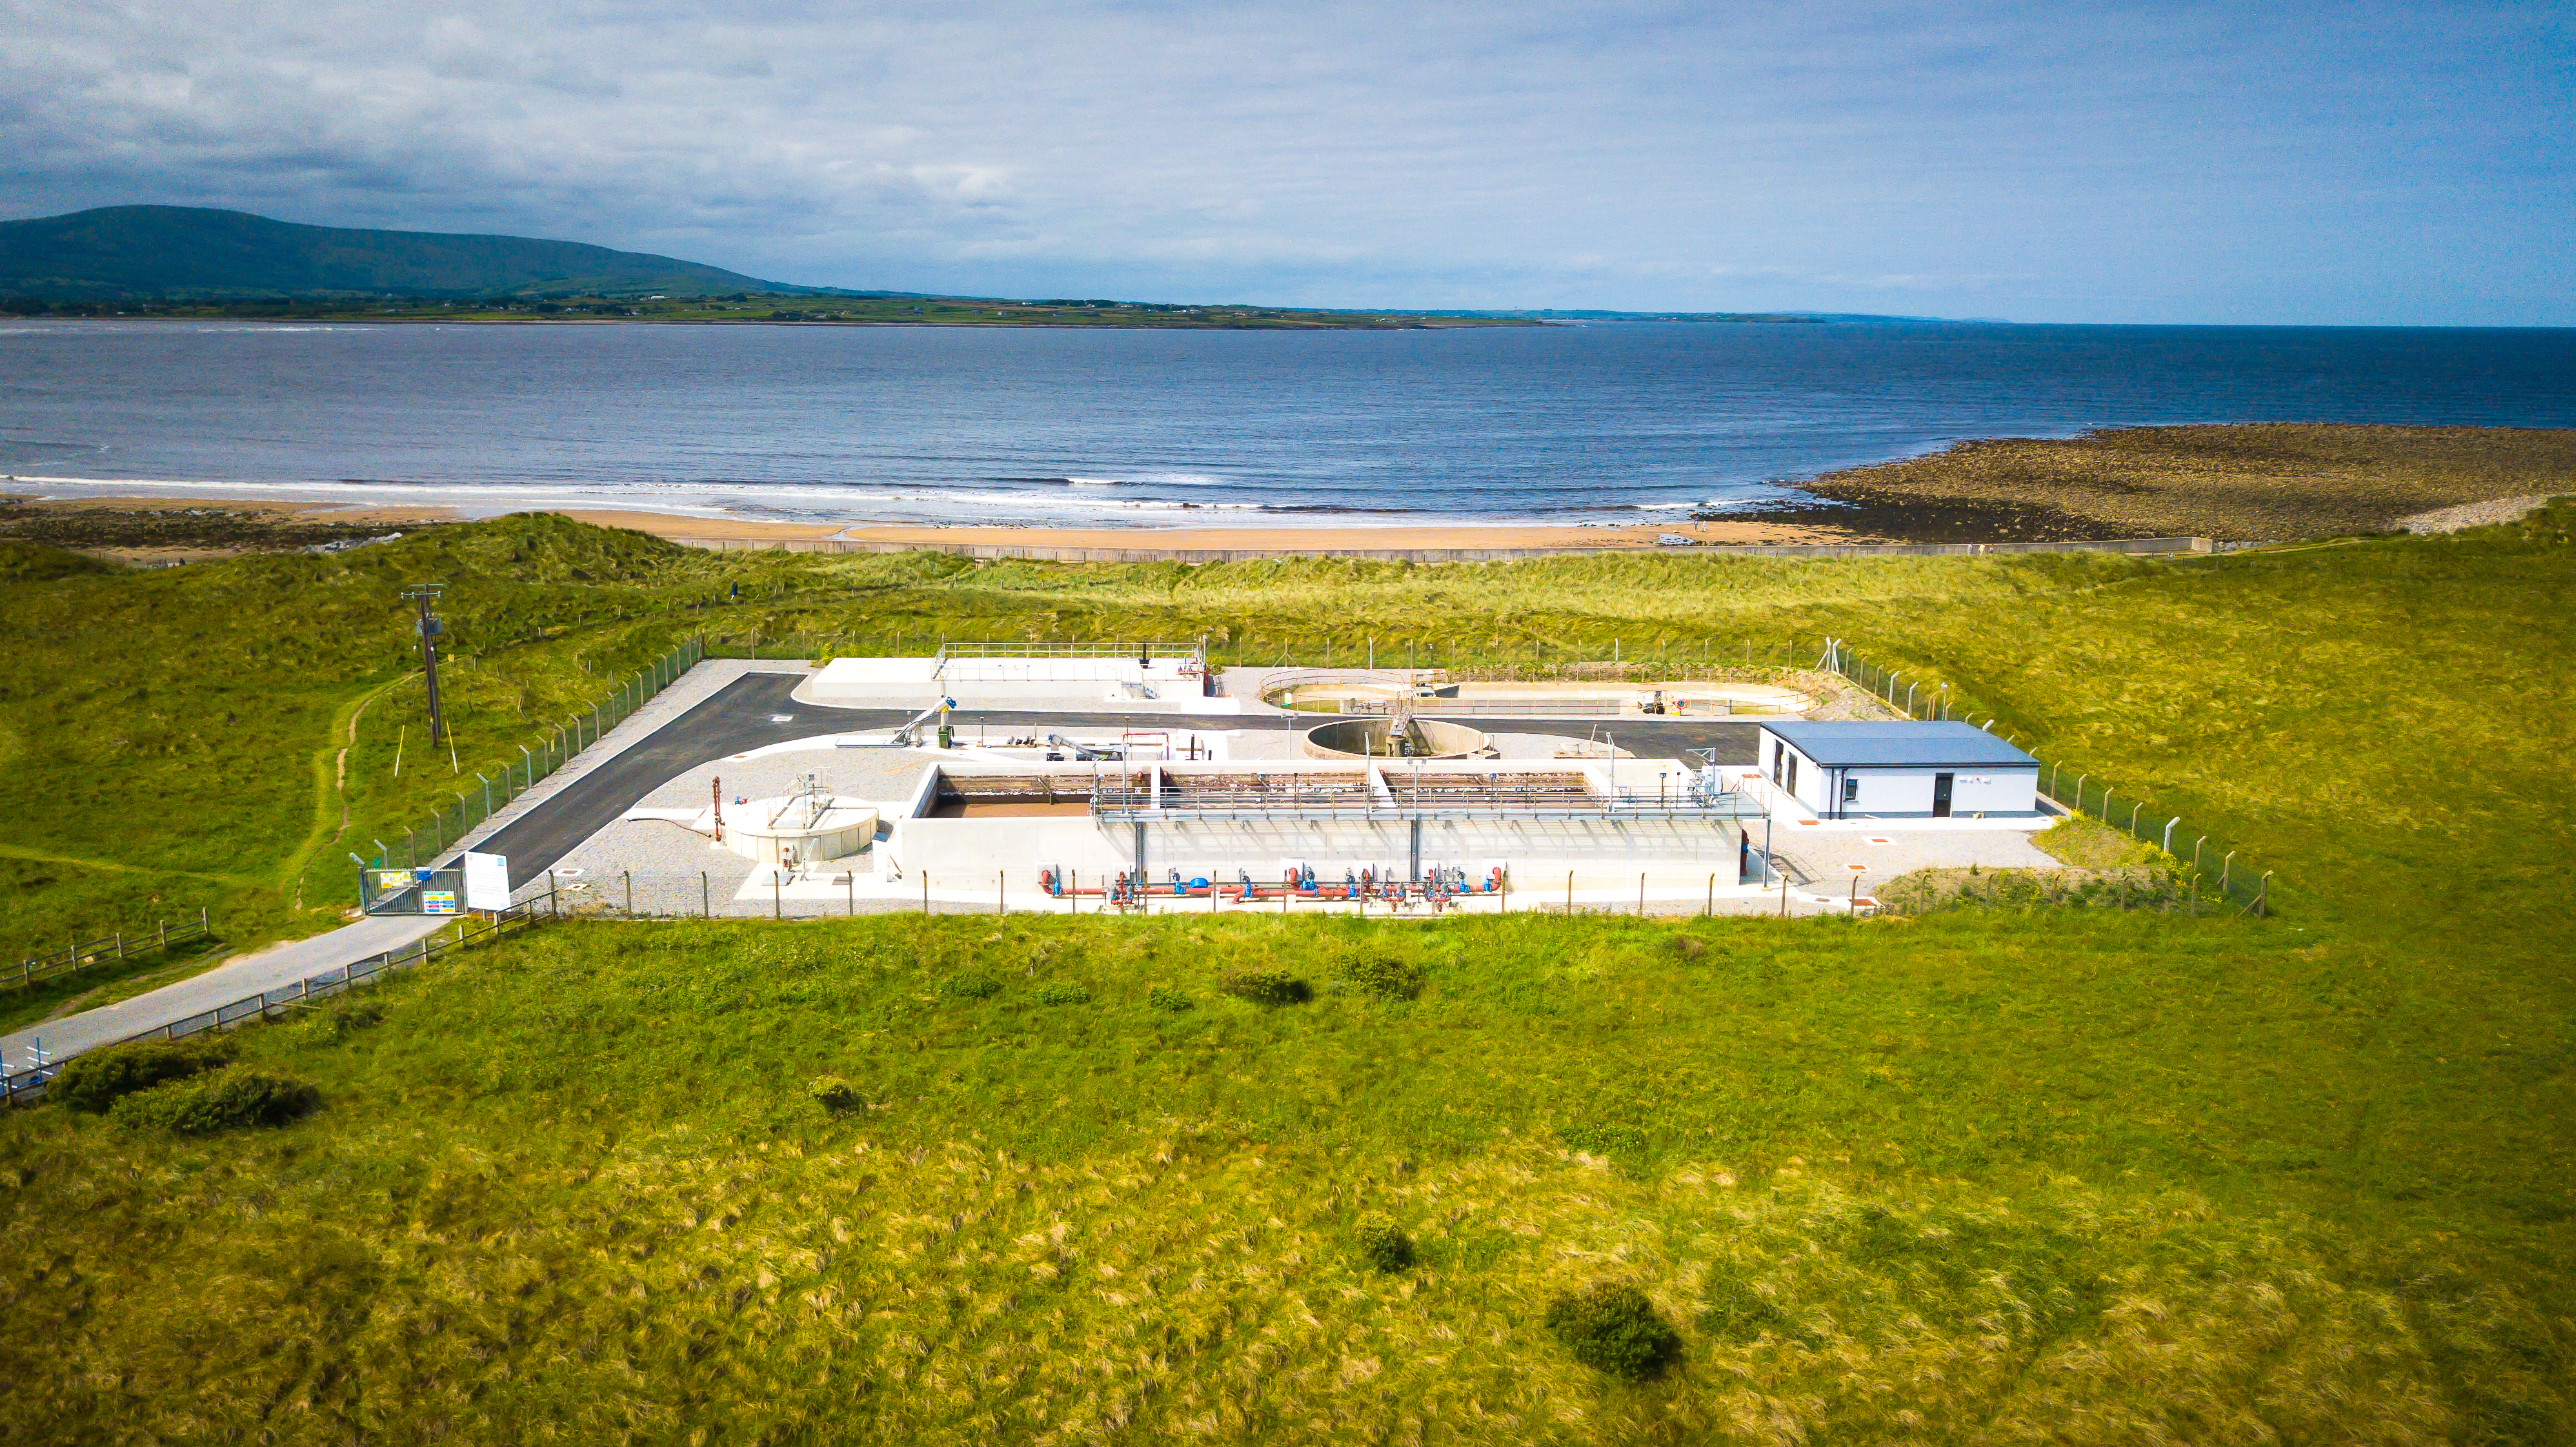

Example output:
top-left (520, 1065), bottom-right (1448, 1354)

top-left (0, 0), bottom-right (2566, 321)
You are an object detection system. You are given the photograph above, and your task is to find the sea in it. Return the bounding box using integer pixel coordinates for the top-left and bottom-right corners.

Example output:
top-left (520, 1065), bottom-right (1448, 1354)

top-left (2, 318), bottom-right (2571, 528)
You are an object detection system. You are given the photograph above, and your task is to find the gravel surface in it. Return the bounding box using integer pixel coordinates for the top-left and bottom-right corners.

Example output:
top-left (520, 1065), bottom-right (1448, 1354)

top-left (2394, 493), bottom-right (2557, 534)
top-left (533, 742), bottom-right (937, 916)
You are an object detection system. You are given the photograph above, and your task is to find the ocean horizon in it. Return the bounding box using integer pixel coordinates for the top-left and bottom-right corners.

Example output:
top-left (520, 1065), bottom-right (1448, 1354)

top-left (4, 318), bottom-right (2571, 528)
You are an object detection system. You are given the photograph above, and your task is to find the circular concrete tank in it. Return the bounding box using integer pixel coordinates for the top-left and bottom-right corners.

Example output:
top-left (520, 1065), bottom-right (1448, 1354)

top-left (1301, 717), bottom-right (1493, 760)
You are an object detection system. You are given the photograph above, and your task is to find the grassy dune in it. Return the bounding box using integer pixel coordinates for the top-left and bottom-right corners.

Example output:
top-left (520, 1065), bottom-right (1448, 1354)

top-left (1, 507), bottom-right (2571, 1439)
top-left (3, 910), bottom-right (2565, 1444)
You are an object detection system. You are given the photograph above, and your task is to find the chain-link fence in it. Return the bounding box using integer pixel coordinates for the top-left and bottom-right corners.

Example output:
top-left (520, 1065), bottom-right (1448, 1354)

top-left (379, 637), bottom-right (705, 869)
top-left (1818, 636), bottom-right (2274, 916)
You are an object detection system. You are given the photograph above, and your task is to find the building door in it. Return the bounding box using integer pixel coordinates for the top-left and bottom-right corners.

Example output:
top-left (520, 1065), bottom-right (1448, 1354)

top-left (1932, 773), bottom-right (1953, 818)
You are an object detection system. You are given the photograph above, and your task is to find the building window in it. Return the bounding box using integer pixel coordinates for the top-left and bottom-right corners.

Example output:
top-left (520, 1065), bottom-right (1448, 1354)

top-left (1842, 776), bottom-right (1858, 804)
top-left (1786, 754), bottom-right (1798, 795)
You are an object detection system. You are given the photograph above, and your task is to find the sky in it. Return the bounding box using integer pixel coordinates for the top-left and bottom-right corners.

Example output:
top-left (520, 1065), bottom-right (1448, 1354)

top-left (3, 1), bottom-right (2568, 324)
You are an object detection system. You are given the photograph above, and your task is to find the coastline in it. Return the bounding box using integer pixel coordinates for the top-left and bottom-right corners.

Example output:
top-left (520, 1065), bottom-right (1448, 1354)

top-left (552, 509), bottom-right (1871, 552)
top-left (10, 424), bottom-right (2566, 563)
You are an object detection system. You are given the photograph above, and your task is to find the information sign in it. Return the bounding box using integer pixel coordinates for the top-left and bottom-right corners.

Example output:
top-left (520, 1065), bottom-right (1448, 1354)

top-left (462, 851), bottom-right (512, 911)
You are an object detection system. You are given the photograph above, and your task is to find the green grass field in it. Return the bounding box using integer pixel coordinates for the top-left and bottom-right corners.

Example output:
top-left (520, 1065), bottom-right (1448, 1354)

top-left (0, 505), bottom-right (2570, 1440)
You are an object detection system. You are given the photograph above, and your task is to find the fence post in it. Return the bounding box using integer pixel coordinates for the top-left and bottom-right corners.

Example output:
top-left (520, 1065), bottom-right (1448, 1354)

top-left (923, 873), bottom-right (931, 916)
top-left (703, 871), bottom-right (710, 918)
top-left (201, 906), bottom-right (208, 935)
top-left (774, 873), bottom-right (783, 920)
top-left (625, 870), bottom-right (634, 916)
top-left (1567, 870), bottom-right (1574, 915)
top-left (2162, 818), bottom-right (2177, 851)
top-left (2222, 851), bottom-right (2235, 891)
top-left (999, 870), bottom-right (1006, 917)
top-left (2256, 871), bottom-right (2271, 918)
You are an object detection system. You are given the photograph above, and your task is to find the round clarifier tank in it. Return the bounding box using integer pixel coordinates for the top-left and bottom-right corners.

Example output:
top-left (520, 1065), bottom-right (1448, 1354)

top-left (1300, 717), bottom-right (1492, 760)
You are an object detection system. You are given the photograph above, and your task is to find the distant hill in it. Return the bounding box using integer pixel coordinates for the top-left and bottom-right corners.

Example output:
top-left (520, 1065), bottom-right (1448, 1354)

top-left (0, 205), bottom-right (825, 300)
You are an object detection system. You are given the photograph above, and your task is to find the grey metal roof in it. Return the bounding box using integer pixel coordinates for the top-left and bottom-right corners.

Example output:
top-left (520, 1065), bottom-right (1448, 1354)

top-left (1760, 721), bottom-right (2038, 768)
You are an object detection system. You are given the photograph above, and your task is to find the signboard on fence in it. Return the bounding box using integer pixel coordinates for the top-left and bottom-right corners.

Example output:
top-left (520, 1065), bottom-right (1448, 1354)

top-left (420, 890), bottom-right (460, 915)
top-left (462, 852), bottom-right (511, 911)
top-left (376, 870), bottom-right (412, 891)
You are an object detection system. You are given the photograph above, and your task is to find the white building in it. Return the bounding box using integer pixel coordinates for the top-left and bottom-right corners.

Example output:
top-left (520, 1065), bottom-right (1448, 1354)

top-left (1756, 722), bottom-right (2040, 820)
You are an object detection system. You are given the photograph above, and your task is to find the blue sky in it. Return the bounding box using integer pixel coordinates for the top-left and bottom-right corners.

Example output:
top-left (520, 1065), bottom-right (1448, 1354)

top-left (3, 1), bottom-right (2567, 323)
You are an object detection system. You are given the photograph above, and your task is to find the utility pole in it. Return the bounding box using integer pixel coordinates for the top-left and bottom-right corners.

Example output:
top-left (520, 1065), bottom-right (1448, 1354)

top-left (404, 585), bottom-right (448, 746)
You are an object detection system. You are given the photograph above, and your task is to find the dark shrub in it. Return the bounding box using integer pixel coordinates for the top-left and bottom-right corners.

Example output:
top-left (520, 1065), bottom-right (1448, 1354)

top-left (294, 997), bottom-right (387, 1043)
top-left (1145, 984), bottom-right (1194, 1011)
top-left (1219, 968), bottom-right (1312, 1006)
top-left (1355, 1214), bottom-right (1414, 1272)
top-left (809, 1075), bottom-right (860, 1113)
top-left (1674, 935), bottom-right (1707, 961)
top-left (938, 970), bottom-right (1001, 1000)
top-left (1340, 956), bottom-right (1423, 1000)
top-left (112, 1069), bottom-right (319, 1135)
top-left (1544, 1282), bottom-right (1684, 1379)
top-left (1033, 980), bottom-right (1091, 1006)
top-left (50, 1037), bottom-right (234, 1114)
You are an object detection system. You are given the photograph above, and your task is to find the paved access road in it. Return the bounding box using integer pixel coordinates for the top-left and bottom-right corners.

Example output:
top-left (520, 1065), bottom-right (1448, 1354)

top-left (3, 911), bottom-right (445, 1070)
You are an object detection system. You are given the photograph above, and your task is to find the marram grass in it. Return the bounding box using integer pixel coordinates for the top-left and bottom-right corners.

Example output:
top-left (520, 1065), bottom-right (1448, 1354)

top-left (1, 911), bottom-right (2566, 1442)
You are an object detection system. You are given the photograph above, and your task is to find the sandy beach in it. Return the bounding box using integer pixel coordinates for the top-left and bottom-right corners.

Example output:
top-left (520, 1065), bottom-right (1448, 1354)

top-left (556, 509), bottom-right (1869, 552)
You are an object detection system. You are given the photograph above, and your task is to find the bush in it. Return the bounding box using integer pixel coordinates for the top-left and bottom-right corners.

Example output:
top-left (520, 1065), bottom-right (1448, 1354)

top-left (286, 996), bottom-right (387, 1044)
top-left (1355, 1214), bottom-right (1414, 1272)
top-left (938, 970), bottom-right (1001, 1000)
top-left (1032, 980), bottom-right (1091, 1006)
top-left (1339, 956), bottom-right (1422, 1000)
top-left (809, 1075), bottom-right (860, 1113)
top-left (111, 1069), bottom-right (319, 1135)
top-left (1219, 968), bottom-right (1313, 1006)
top-left (1145, 984), bottom-right (1194, 1012)
top-left (1544, 1282), bottom-right (1684, 1380)
top-left (1674, 935), bottom-right (1707, 962)
top-left (49, 1037), bottom-right (235, 1114)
